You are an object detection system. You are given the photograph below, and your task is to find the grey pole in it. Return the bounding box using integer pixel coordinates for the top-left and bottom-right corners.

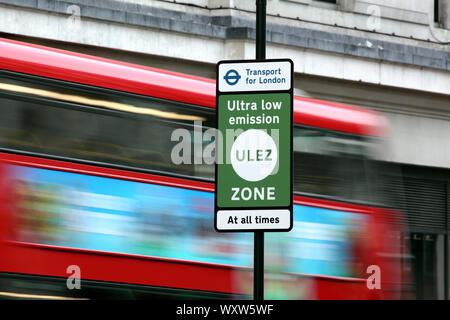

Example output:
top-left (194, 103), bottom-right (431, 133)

top-left (254, 0), bottom-right (266, 301)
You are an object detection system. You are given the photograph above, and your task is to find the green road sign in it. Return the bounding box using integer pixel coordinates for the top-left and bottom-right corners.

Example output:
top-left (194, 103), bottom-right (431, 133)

top-left (215, 59), bottom-right (293, 232)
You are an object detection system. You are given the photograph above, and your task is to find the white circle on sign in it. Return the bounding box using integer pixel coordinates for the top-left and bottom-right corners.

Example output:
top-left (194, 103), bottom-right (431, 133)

top-left (230, 129), bottom-right (278, 182)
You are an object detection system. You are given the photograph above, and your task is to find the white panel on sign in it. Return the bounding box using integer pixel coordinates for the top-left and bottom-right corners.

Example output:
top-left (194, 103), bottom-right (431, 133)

top-left (218, 61), bottom-right (292, 92)
top-left (216, 209), bottom-right (291, 230)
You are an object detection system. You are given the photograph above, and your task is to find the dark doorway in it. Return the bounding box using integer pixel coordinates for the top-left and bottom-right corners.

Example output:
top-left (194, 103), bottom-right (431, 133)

top-left (410, 233), bottom-right (439, 300)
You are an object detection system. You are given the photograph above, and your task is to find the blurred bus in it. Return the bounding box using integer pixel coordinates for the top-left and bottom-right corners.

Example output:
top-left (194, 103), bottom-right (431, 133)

top-left (0, 38), bottom-right (408, 300)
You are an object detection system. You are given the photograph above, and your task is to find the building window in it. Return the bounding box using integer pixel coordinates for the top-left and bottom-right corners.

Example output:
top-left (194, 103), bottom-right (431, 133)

top-left (435, 0), bottom-right (440, 24)
top-left (312, 0), bottom-right (337, 9)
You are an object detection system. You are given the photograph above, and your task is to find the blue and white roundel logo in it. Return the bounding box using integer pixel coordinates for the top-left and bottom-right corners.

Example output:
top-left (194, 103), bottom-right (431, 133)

top-left (224, 69), bottom-right (241, 86)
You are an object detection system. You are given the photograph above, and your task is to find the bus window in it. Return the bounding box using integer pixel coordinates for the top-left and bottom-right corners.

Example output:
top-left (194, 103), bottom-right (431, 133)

top-left (0, 72), bottom-right (215, 180)
top-left (293, 126), bottom-right (376, 203)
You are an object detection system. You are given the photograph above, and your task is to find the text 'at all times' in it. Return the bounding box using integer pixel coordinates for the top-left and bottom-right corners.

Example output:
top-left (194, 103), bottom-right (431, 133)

top-left (227, 215), bottom-right (280, 224)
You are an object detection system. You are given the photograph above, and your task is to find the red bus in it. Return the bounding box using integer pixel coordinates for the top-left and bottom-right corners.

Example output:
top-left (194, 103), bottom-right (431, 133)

top-left (0, 38), bottom-right (406, 300)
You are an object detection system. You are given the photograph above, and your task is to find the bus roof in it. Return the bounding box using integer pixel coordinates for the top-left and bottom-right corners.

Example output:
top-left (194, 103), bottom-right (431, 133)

top-left (0, 37), bottom-right (387, 137)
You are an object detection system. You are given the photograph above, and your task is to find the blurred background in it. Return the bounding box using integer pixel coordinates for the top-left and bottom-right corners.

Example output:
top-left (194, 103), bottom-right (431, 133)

top-left (0, 0), bottom-right (448, 300)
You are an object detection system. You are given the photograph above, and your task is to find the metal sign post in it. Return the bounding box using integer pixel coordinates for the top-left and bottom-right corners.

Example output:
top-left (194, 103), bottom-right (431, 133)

top-left (214, 0), bottom-right (293, 301)
top-left (255, 0), bottom-right (266, 302)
